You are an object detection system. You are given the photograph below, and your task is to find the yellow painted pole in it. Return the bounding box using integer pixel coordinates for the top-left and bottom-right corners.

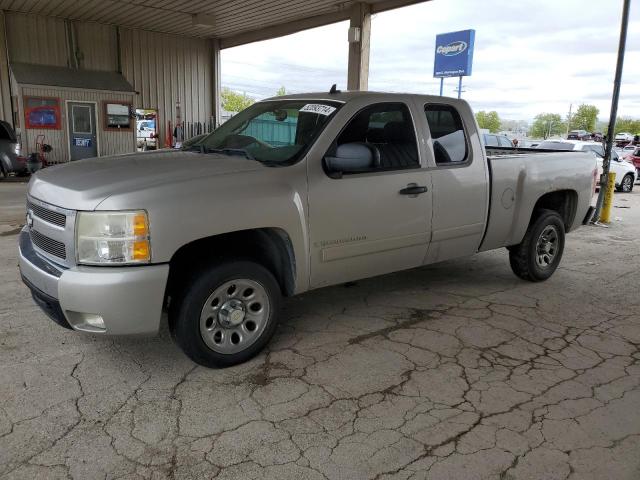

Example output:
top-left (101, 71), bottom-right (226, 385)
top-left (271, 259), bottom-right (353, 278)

top-left (599, 172), bottom-right (617, 223)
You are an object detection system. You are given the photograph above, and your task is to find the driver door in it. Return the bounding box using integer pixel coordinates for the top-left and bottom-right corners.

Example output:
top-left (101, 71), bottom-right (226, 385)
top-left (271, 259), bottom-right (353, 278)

top-left (306, 101), bottom-right (432, 288)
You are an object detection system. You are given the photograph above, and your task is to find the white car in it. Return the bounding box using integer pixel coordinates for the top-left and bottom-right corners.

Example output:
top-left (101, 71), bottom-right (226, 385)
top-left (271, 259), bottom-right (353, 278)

top-left (615, 132), bottom-right (634, 142)
top-left (537, 139), bottom-right (635, 192)
top-left (137, 120), bottom-right (158, 150)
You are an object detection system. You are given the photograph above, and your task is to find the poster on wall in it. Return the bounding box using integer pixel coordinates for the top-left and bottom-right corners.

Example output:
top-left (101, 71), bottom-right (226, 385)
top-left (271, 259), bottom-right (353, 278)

top-left (24, 96), bottom-right (61, 129)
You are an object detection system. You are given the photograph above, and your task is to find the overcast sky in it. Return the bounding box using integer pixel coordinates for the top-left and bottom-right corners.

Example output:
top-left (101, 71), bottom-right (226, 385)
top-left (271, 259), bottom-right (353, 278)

top-left (221, 0), bottom-right (639, 123)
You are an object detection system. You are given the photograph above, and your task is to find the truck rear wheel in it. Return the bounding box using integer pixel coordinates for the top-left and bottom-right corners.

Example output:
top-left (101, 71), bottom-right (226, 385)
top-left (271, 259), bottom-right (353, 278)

top-left (508, 209), bottom-right (565, 282)
top-left (169, 260), bottom-right (282, 368)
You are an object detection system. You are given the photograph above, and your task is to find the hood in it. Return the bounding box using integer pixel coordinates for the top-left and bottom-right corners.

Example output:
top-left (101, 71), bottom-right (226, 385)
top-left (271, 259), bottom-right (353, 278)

top-left (28, 150), bottom-right (263, 210)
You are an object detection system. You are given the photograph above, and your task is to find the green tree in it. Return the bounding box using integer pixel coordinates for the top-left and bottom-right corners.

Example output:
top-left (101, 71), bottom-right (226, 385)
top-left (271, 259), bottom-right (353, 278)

top-left (605, 117), bottom-right (640, 136)
top-left (275, 86), bottom-right (287, 96)
top-left (475, 110), bottom-right (501, 133)
top-left (530, 113), bottom-right (565, 139)
top-left (570, 104), bottom-right (599, 131)
top-left (221, 87), bottom-right (254, 112)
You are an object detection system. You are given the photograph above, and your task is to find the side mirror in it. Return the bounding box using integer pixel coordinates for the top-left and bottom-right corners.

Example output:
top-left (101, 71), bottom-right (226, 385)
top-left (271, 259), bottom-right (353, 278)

top-left (324, 143), bottom-right (378, 178)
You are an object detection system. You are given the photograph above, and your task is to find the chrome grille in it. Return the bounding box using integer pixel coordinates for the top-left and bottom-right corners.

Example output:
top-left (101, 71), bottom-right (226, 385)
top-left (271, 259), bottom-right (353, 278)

top-left (27, 201), bottom-right (66, 227)
top-left (30, 229), bottom-right (66, 260)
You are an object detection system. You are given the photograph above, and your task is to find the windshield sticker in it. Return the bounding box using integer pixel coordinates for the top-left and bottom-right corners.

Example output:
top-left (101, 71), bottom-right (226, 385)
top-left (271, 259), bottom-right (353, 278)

top-left (299, 104), bottom-right (336, 116)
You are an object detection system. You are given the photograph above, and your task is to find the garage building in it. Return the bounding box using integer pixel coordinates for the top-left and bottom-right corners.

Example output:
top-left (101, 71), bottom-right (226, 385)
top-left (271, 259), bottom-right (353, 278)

top-left (0, 1), bottom-right (427, 163)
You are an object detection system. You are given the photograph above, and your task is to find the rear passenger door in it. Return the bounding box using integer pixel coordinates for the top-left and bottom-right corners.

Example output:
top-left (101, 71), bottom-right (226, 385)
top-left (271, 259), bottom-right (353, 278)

top-left (307, 101), bottom-right (432, 288)
top-left (421, 103), bottom-right (489, 263)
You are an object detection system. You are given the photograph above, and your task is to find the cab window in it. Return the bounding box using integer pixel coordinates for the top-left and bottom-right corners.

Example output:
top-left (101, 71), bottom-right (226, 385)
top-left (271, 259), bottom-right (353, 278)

top-left (425, 105), bottom-right (468, 164)
top-left (332, 102), bottom-right (419, 171)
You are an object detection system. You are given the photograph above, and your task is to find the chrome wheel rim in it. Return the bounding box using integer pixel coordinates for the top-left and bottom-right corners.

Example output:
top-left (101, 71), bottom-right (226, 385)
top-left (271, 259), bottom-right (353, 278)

top-left (622, 176), bottom-right (632, 192)
top-left (199, 279), bottom-right (270, 354)
top-left (535, 225), bottom-right (559, 269)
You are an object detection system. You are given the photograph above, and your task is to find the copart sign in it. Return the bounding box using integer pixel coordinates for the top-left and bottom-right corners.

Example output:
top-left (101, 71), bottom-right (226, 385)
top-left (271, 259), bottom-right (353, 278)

top-left (434, 29), bottom-right (475, 78)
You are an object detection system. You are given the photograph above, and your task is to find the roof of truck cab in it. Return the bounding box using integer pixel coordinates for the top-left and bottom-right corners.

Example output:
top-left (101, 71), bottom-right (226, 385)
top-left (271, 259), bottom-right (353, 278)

top-left (259, 91), bottom-right (466, 104)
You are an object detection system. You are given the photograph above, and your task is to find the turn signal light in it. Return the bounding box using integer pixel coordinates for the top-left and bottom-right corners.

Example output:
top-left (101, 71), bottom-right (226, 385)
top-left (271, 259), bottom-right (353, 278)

top-left (133, 240), bottom-right (150, 261)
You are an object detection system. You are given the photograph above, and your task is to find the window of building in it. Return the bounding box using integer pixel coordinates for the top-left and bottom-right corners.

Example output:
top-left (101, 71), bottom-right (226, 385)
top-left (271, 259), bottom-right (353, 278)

top-left (104, 102), bottom-right (132, 130)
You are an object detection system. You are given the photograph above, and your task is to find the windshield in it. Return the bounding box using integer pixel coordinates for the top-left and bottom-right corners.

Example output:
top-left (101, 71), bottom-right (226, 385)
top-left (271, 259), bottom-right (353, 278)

top-left (184, 100), bottom-right (342, 164)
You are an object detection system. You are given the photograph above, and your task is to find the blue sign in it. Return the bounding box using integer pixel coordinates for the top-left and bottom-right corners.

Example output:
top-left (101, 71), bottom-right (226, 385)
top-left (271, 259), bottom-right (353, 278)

top-left (434, 29), bottom-right (475, 78)
top-left (73, 138), bottom-right (92, 147)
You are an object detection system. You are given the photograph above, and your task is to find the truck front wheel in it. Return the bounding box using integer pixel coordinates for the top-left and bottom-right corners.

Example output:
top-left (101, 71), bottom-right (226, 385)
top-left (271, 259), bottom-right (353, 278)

top-left (169, 260), bottom-right (282, 368)
top-left (508, 209), bottom-right (565, 282)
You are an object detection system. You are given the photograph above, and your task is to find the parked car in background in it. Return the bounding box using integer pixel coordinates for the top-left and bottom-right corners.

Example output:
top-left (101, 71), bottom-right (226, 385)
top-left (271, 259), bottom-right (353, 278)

top-left (624, 147), bottom-right (640, 177)
top-left (615, 132), bottom-right (634, 142)
top-left (537, 139), bottom-right (635, 192)
top-left (568, 130), bottom-right (591, 141)
top-left (0, 120), bottom-right (26, 179)
top-left (621, 144), bottom-right (636, 155)
top-left (482, 133), bottom-right (514, 147)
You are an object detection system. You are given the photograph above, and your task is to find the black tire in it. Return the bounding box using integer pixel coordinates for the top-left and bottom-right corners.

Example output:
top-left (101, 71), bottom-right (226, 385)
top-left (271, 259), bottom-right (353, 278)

top-left (616, 174), bottom-right (634, 193)
top-left (0, 164), bottom-right (6, 180)
top-left (508, 209), bottom-right (565, 282)
top-left (169, 260), bottom-right (282, 368)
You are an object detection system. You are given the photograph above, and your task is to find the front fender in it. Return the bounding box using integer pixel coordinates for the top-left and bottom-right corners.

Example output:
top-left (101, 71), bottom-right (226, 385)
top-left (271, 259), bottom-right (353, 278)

top-left (96, 162), bottom-right (310, 293)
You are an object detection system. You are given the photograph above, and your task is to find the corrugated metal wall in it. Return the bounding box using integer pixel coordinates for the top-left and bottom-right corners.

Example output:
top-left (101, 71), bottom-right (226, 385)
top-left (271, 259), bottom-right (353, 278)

top-left (0, 12), bottom-right (12, 122)
top-left (20, 86), bottom-right (135, 164)
top-left (5, 12), bottom-right (69, 67)
top-left (119, 28), bottom-right (213, 145)
top-left (0, 11), bottom-right (215, 158)
top-left (76, 22), bottom-right (118, 72)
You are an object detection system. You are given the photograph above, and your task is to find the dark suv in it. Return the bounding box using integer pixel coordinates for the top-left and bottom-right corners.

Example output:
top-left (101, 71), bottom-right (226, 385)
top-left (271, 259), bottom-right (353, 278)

top-left (0, 120), bottom-right (24, 179)
top-left (567, 130), bottom-right (591, 141)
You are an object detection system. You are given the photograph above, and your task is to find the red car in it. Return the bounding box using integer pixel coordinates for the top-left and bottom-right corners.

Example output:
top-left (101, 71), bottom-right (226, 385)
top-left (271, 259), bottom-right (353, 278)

top-left (624, 146), bottom-right (640, 176)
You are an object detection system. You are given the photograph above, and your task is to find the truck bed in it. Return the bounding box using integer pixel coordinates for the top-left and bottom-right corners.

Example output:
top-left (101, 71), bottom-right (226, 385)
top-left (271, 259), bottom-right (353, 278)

top-left (485, 146), bottom-right (585, 158)
top-left (479, 148), bottom-right (596, 252)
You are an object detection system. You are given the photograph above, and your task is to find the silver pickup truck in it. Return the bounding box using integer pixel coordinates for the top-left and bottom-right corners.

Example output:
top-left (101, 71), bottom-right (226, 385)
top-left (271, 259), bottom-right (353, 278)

top-left (19, 92), bottom-right (597, 367)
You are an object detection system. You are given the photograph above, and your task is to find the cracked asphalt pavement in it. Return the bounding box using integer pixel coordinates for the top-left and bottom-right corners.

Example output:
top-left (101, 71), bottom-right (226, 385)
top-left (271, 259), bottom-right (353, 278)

top-left (1, 182), bottom-right (639, 479)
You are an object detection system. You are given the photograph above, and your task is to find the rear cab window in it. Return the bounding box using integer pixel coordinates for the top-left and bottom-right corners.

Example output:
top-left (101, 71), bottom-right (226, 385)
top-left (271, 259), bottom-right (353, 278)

top-left (424, 104), bottom-right (469, 165)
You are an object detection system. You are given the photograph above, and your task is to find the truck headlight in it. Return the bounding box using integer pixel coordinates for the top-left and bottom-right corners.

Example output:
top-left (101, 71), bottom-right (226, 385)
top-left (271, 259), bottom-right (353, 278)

top-left (76, 211), bottom-right (151, 265)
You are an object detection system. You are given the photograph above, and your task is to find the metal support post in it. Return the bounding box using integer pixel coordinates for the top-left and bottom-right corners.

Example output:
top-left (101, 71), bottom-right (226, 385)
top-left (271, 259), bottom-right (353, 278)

top-left (593, 0), bottom-right (630, 222)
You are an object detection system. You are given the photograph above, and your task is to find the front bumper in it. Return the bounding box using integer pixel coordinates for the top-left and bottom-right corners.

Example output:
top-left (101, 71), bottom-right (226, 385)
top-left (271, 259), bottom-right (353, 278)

top-left (19, 228), bottom-right (169, 335)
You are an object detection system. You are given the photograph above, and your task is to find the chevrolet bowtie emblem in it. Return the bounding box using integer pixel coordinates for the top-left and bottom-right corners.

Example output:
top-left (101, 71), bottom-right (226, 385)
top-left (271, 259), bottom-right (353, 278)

top-left (26, 209), bottom-right (34, 229)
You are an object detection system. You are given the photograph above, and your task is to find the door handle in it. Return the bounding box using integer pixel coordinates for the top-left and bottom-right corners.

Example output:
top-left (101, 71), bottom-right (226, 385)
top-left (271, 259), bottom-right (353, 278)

top-left (399, 184), bottom-right (428, 195)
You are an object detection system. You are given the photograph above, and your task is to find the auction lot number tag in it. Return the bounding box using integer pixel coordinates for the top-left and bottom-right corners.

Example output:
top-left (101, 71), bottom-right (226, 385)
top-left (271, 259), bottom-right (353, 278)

top-left (299, 104), bottom-right (336, 116)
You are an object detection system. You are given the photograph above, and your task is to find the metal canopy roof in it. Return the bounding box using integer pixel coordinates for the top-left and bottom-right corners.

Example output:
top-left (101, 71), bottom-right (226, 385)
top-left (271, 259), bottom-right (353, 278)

top-left (0, 0), bottom-right (429, 47)
top-left (11, 62), bottom-right (136, 92)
